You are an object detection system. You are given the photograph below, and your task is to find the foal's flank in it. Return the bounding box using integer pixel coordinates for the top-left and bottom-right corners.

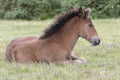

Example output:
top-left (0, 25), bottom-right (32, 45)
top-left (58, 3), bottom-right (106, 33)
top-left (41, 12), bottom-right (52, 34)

top-left (5, 7), bottom-right (100, 64)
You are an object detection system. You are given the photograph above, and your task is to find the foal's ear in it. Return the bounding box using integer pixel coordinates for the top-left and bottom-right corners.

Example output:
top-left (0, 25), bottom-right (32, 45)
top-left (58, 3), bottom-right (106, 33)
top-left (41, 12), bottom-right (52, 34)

top-left (78, 7), bottom-right (85, 18)
top-left (85, 8), bottom-right (91, 18)
top-left (79, 7), bottom-right (83, 12)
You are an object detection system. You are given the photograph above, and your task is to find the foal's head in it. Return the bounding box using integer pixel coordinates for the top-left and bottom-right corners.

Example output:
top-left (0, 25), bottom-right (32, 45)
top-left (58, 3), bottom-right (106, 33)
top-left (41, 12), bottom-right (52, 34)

top-left (77, 7), bottom-right (100, 46)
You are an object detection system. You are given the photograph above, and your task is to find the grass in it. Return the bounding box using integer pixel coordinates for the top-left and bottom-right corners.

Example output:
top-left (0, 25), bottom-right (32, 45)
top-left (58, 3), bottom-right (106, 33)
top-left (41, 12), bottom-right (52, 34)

top-left (0, 19), bottom-right (120, 80)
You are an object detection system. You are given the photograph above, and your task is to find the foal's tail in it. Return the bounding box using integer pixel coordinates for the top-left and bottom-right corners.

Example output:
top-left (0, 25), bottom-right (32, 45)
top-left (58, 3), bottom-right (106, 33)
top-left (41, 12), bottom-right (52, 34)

top-left (5, 41), bottom-right (14, 62)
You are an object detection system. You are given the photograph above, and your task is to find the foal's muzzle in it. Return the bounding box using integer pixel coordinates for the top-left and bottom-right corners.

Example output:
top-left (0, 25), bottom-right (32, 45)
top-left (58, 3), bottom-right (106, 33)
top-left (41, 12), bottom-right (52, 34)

top-left (92, 37), bottom-right (100, 46)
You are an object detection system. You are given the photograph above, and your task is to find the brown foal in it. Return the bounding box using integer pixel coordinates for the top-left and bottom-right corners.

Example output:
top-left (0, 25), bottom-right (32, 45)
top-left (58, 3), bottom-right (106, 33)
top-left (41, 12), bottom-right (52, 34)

top-left (5, 7), bottom-right (100, 64)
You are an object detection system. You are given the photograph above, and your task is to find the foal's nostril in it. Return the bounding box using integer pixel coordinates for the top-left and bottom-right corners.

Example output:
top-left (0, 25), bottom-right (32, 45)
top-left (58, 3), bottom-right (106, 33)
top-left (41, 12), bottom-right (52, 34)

top-left (92, 37), bottom-right (100, 46)
top-left (94, 39), bottom-right (100, 45)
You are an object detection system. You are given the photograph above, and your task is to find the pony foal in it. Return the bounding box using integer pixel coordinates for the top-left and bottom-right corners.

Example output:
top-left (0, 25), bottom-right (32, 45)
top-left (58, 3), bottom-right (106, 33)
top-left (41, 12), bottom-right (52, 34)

top-left (5, 7), bottom-right (100, 64)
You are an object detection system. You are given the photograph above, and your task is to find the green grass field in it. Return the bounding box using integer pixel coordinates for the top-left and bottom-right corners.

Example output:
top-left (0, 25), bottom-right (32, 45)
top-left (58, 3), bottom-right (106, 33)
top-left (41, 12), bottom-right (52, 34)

top-left (0, 19), bottom-right (120, 80)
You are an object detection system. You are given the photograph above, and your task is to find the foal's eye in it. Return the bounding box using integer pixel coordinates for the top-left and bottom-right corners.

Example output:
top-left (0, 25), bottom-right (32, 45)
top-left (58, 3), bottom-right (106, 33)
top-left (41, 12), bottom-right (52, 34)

top-left (88, 23), bottom-right (93, 27)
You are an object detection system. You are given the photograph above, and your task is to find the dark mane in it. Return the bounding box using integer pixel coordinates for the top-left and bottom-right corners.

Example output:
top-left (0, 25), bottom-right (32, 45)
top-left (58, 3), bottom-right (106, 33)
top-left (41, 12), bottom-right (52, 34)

top-left (40, 8), bottom-right (79, 39)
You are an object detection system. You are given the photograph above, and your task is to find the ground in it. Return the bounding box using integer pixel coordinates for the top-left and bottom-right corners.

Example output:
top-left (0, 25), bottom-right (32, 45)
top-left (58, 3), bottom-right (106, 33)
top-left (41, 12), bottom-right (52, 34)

top-left (0, 19), bottom-right (120, 80)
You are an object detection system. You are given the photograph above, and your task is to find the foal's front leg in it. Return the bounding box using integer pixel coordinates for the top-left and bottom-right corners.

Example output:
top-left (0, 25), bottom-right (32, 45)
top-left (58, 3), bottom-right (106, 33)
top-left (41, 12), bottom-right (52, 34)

top-left (71, 54), bottom-right (87, 64)
top-left (71, 54), bottom-right (80, 60)
top-left (52, 55), bottom-right (87, 65)
top-left (61, 59), bottom-right (86, 64)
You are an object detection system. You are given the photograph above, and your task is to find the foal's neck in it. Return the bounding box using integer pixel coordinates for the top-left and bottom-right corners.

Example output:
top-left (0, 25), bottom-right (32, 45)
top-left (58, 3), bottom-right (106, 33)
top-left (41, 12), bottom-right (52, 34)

top-left (49, 17), bottom-right (79, 52)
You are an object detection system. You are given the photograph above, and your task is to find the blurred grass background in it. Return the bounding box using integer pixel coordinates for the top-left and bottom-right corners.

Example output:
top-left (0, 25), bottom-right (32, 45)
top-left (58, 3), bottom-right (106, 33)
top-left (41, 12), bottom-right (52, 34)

top-left (0, 0), bottom-right (120, 20)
